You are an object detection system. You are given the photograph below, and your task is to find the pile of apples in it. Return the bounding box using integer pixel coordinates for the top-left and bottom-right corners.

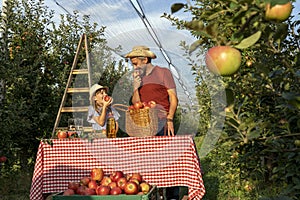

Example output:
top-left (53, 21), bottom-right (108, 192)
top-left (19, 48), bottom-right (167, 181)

top-left (63, 168), bottom-right (152, 196)
top-left (128, 100), bottom-right (156, 111)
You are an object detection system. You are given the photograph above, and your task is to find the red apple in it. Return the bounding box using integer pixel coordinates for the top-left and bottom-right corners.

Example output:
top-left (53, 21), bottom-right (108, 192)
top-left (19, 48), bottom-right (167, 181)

top-left (108, 181), bottom-right (117, 189)
top-left (125, 173), bottom-right (133, 181)
top-left (104, 95), bottom-right (111, 102)
top-left (148, 101), bottom-right (156, 108)
top-left (128, 105), bottom-right (134, 111)
top-left (63, 189), bottom-right (75, 196)
top-left (0, 156), bottom-right (7, 163)
top-left (76, 185), bottom-right (87, 195)
top-left (131, 173), bottom-right (143, 183)
top-left (129, 178), bottom-right (140, 186)
top-left (57, 130), bottom-right (67, 139)
top-left (88, 180), bottom-right (98, 190)
top-left (90, 168), bottom-right (104, 181)
top-left (265, 2), bottom-right (292, 22)
top-left (85, 188), bottom-right (96, 195)
top-left (96, 185), bottom-right (111, 195)
top-left (140, 182), bottom-right (151, 194)
top-left (67, 131), bottom-right (77, 138)
top-left (80, 177), bottom-right (90, 186)
top-left (134, 101), bottom-right (144, 109)
top-left (110, 186), bottom-right (123, 195)
top-left (68, 181), bottom-right (80, 191)
top-left (116, 177), bottom-right (127, 190)
top-left (100, 176), bottom-right (112, 186)
top-left (110, 171), bottom-right (124, 182)
top-left (205, 46), bottom-right (241, 76)
top-left (124, 181), bottom-right (139, 195)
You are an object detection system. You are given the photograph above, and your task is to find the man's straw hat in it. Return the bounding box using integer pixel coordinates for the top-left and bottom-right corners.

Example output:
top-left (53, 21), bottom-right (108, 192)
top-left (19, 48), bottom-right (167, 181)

top-left (125, 45), bottom-right (156, 59)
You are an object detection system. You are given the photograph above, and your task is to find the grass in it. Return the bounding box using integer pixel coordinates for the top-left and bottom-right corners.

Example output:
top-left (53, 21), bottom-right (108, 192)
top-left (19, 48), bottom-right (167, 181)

top-left (0, 168), bottom-right (32, 200)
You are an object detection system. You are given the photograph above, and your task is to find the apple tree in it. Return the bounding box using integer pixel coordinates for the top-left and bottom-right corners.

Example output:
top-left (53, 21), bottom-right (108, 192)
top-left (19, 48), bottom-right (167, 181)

top-left (165, 0), bottom-right (299, 198)
top-left (0, 0), bottom-right (127, 173)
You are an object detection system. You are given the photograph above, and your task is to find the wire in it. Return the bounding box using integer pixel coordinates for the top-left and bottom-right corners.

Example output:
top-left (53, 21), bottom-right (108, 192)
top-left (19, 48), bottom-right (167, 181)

top-left (129, 0), bottom-right (193, 105)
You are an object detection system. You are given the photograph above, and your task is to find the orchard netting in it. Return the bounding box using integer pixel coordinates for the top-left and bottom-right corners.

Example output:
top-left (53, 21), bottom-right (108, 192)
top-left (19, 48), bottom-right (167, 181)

top-left (46, 0), bottom-right (226, 158)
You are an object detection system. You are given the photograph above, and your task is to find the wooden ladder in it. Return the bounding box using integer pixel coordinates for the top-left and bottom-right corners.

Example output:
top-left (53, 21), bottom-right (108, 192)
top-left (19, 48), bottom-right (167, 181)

top-left (52, 34), bottom-right (92, 136)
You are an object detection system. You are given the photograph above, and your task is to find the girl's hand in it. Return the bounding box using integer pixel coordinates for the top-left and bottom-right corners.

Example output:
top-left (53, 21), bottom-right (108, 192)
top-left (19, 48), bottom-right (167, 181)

top-left (103, 96), bottom-right (113, 107)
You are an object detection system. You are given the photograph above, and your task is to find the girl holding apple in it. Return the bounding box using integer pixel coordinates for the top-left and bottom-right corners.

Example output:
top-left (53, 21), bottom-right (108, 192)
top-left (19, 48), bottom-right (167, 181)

top-left (87, 84), bottom-right (120, 135)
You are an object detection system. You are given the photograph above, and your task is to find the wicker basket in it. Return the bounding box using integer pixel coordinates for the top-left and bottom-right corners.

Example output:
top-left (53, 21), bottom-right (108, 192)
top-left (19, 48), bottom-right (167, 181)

top-left (113, 104), bottom-right (158, 137)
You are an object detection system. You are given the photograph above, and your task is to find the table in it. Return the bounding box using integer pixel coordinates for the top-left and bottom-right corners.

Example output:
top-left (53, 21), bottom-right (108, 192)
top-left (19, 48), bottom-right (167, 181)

top-left (30, 135), bottom-right (205, 199)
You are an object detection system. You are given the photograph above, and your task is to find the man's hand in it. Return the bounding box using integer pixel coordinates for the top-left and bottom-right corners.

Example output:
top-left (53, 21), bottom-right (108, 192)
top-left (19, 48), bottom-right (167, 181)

top-left (133, 70), bottom-right (142, 90)
top-left (164, 121), bottom-right (175, 136)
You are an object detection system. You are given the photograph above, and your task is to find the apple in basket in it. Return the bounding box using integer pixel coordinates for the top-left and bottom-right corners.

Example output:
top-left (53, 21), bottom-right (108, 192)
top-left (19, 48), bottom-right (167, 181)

top-left (63, 189), bottom-right (75, 196)
top-left (131, 172), bottom-right (143, 183)
top-left (140, 182), bottom-right (151, 194)
top-left (88, 180), bottom-right (98, 190)
top-left (85, 187), bottom-right (96, 195)
top-left (128, 105), bottom-right (134, 111)
top-left (110, 186), bottom-right (123, 195)
top-left (110, 171), bottom-right (124, 182)
top-left (76, 185), bottom-right (87, 195)
top-left (108, 181), bottom-right (117, 189)
top-left (134, 101), bottom-right (144, 109)
top-left (148, 100), bottom-right (156, 108)
top-left (96, 185), bottom-right (111, 195)
top-left (68, 181), bottom-right (80, 190)
top-left (116, 177), bottom-right (127, 190)
top-left (124, 181), bottom-right (139, 195)
top-left (90, 168), bottom-right (104, 181)
top-left (100, 176), bottom-right (112, 186)
top-left (80, 177), bottom-right (90, 186)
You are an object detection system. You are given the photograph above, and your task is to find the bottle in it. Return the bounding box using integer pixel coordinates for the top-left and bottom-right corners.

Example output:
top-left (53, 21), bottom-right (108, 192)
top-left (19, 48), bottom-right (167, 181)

top-left (106, 108), bottom-right (116, 138)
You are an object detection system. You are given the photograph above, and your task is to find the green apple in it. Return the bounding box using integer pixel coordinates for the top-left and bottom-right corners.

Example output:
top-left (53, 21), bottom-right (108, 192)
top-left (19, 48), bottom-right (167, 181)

top-left (205, 46), bottom-right (241, 76)
top-left (265, 2), bottom-right (292, 22)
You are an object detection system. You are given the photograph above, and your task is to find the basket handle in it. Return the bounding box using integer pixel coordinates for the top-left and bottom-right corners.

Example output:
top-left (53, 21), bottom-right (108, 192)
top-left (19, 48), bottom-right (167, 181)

top-left (113, 103), bottom-right (168, 115)
top-left (112, 104), bottom-right (129, 112)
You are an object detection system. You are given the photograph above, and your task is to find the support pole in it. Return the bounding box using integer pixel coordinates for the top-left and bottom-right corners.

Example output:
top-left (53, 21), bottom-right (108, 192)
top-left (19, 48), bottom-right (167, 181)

top-left (0, 0), bottom-right (8, 105)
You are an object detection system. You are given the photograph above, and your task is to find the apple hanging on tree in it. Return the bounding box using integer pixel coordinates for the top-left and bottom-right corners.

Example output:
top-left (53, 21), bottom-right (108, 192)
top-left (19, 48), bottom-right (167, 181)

top-left (265, 1), bottom-right (292, 22)
top-left (205, 46), bottom-right (241, 76)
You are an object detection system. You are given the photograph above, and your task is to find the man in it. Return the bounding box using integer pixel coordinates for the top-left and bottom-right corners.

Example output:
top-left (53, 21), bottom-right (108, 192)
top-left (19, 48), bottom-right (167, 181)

top-left (125, 45), bottom-right (179, 200)
top-left (125, 45), bottom-right (178, 136)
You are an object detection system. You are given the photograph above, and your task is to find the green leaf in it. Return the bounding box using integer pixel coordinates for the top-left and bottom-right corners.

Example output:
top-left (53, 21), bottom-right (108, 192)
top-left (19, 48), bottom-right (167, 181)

top-left (269, 0), bottom-right (290, 7)
top-left (171, 3), bottom-right (185, 14)
top-left (234, 31), bottom-right (262, 49)
top-left (247, 130), bottom-right (260, 140)
top-left (189, 39), bottom-right (202, 54)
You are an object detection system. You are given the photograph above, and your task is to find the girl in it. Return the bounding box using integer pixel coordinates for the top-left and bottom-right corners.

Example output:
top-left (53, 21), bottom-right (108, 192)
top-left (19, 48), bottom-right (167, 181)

top-left (87, 84), bottom-right (120, 135)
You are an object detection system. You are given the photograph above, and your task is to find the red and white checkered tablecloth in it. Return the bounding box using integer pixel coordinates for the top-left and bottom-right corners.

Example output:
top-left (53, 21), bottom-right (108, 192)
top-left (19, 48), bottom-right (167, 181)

top-left (30, 135), bottom-right (205, 200)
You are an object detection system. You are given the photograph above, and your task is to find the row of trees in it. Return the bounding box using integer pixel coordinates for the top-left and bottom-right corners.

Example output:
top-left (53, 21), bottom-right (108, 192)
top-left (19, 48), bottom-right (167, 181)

top-left (0, 0), bottom-right (128, 173)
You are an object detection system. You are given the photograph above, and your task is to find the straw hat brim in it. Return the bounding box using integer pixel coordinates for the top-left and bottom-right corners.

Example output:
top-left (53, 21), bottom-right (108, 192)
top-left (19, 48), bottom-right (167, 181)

top-left (125, 46), bottom-right (156, 59)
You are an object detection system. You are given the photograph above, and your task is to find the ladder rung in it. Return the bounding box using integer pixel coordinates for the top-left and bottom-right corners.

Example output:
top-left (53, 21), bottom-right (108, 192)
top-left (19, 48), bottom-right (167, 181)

top-left (67, 87), bottom-right (89, 93)
top-left (61, 106), bottom-right (89, 112)
top-left (72, 69), bottom-right (88, 74)
top-left (56, 126), bottom-right (93, 132)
